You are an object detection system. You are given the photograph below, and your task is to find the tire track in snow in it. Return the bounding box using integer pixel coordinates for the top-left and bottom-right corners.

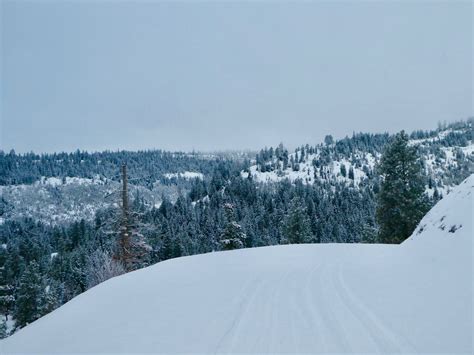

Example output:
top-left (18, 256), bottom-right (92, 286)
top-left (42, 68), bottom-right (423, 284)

top-left (311, 262), bottom-right (352, 352)
top-left (267, 269), bottom-right (294, 353)
top-left (326, 262), bottom-right (384, 352)
top-left (335, 263), bottom-right (417, 353)
top-left (213, 277), bottom-right (261, 354)
top-left (300, 261), bottom-right (327, 352)
top-left (285, 269), bottom-right (306, 353)
top-left (226, 277), bottom-right (266, 353)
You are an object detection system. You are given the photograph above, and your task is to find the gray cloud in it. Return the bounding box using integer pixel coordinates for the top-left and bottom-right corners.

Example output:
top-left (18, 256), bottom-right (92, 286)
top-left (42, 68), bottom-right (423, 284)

top-left (1, 1), bottom-right (472, 153)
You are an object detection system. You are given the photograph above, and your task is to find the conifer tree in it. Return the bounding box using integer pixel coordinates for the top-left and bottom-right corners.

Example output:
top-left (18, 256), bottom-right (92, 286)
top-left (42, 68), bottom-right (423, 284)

top-left (0, 248), bottom-right (14, 321)
top-left (0, 317), bottom-right (6, 338)
top-left (340, 164), bottom-right (347, 177)
top-left (13, 261), bottom-right (45, 328)
top-left (376, 131), bottom-right (429, 243)
top-left (324, 135), bottom-right (334, 145)
top-left (283, 198), bottom-right (312, 244)
top-left (348, 166), bottom-right (355, 180)
top-left (219, 203), bottom-right (246, 250)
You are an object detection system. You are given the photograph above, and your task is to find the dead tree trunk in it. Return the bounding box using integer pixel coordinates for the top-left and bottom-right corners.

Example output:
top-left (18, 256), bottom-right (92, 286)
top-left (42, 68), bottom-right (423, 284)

top-left (119, 163), bottom-right (131, 269)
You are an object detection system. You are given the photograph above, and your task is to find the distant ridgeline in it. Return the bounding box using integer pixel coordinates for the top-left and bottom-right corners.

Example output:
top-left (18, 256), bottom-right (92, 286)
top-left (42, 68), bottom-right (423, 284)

top-left (0, 149), bottom-right (249, 186)
top-left (0, 119), bottom-right (472, 337)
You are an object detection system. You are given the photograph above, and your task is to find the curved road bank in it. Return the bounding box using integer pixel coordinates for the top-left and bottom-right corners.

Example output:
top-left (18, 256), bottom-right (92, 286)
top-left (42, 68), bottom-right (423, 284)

top-left (1, 242), bottom-right (471, 354)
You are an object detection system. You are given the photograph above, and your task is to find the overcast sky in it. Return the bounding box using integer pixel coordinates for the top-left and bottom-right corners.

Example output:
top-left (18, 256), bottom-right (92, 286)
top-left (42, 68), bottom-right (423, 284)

top-left (1, 1), bottom-right (472, 154)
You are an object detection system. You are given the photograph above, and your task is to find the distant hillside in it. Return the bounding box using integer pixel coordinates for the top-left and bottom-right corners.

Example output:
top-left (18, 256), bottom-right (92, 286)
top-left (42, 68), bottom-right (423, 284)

top-left (244, 119), bottom-right (473, 191)
top-left (1, 119), bottom-right (472, 225)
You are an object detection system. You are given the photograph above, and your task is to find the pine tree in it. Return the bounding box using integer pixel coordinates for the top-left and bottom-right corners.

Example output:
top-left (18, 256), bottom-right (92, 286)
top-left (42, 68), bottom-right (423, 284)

top-left (14, 261), bottom-right (45, 328)
top-left (324, 135), bottom-right (334, 145)
top-left (219, 203), bottom-right (246, 250)
top-left (348, 166), bottom-right (355, 180)
top-left (0, 318), bottom-right (7, 339)
top-left (340, 164), bottom-right (347, 177)
top-left (376, 131), bottom-right (429, 244)
top-left (283, 198), bottom-right (312, 244)
top-left (0, 248), bottom-right (14, 321)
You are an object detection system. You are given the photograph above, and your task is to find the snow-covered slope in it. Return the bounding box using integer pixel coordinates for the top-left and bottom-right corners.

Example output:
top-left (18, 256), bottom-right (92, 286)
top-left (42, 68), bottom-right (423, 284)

top-left (2, 176), bottom-right (472, 354)
top-left (243, 127), bottom-right (473, 188)
top-left (242, 151), bottom-right (377, 185)
top-left (0, 177), bottom-right (181, 225)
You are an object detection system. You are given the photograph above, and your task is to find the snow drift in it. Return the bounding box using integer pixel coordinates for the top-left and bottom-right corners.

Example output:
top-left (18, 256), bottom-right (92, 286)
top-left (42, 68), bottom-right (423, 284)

top-left (2, 176), bottom-right (472, 354)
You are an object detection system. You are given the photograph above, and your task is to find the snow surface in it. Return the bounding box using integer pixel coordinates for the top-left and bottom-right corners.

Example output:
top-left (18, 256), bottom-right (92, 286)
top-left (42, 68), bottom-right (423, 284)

top-left (2, 176), bottom-right (473, 354)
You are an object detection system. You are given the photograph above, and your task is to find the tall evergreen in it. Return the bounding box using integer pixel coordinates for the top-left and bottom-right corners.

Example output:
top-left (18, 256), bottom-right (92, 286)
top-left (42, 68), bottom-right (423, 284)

top-left (348, 166), bottom-right (355, 180)
top-left (0, 248), bottom-right (14, 320)
top-left (0, 318), bottom-right (7, 339)
top-left (283, 198), bottom-right (312, 244)
top-left (219, 203), bottom-right (246, 250)
top-left (376, 131), bottom-right (429, 243)
top-left (13, 261), bottom-right (45, 328)
top-left (340, 164), bottom-right (347, 177)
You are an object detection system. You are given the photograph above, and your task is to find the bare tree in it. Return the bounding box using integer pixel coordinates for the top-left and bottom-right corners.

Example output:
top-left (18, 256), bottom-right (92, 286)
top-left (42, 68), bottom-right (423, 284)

top-left (112, 164), bottom-right (151, 271)
top-left (86, 250), bottom-right (125, 288)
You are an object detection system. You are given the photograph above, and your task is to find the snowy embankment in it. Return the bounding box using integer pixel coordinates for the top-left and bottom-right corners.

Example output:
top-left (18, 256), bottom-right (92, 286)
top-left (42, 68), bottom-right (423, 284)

top-left (2, 176), bottom-right (472, 354)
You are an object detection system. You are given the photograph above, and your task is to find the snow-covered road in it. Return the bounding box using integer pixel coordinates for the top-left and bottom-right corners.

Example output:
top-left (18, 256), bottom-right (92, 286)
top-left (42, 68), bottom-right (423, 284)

top-left (211, 248), bottom-right (416, 354)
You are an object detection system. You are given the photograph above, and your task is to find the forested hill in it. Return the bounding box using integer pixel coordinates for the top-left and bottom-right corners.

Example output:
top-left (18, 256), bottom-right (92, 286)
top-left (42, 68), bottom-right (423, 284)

top-left (0, 119), bottom-right (472, 338)
top-left (0, 119), bottom-right (472, 225)
top-left (0, 149), bottom-right (251, 186)
top-left (245, 119), bottom-right (473, 188)
top-left (1, 119), bottom-right (472, 188)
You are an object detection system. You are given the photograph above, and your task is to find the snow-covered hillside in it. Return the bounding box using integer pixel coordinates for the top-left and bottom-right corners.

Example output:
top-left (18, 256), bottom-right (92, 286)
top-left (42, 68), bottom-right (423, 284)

top-left (2, 175), bottom-right (472, 354)
top-left (0, 176), bottom-right (181, 225)
top-left (1, 124), bottom-right (471, 225)
top-left (243, 127), bottom-right (473, 189)
top-left (163, 171), bottom-right (204, 180)
top-left (242, 151), bottom-right (377, 185)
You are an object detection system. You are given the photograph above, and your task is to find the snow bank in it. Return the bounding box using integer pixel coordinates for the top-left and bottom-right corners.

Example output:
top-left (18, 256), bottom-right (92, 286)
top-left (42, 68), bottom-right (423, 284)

top-left (2, 176), bottom-right (472, 354)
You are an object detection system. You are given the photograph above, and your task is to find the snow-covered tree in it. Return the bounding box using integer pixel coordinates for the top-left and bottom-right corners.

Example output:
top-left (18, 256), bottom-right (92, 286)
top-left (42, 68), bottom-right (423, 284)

top-left (0, 248), bottom-right (14, 321)
top-left (0, 318), bottom-right (7, 339)
top-left (324, 135), bottom-right (334, 145)
top-left (340, 164), bottom-right (347, 177)
top-left (376, 131), bottom-right (429, 244)
top-left (220, 203), bottom-right (246, 250)
top-left (86, 250), bottom-right (125, 288)
top-left (283, 198), bottom-right (312, 244)
top-left (348, 166), bottom-right (355, 180)
top-left (13, 261), bottom-right (44, 328)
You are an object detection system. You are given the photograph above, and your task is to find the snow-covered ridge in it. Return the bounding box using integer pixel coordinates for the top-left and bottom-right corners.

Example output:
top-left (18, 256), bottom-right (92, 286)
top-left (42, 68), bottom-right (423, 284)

top-left (242, 127), bottom-right (473, 187)
top-left (242, 150), bottom-right (377, 186)
top-left (2, 176), bottom-right (472, 354)
top-left (0, 177), bottom-right (180, 225)
top-left (163, 171), bottom-right (204, 180)
top-left (407, 128), bottom-right (466, 146)
top-left (35, 176), bottom-right (107, 187)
